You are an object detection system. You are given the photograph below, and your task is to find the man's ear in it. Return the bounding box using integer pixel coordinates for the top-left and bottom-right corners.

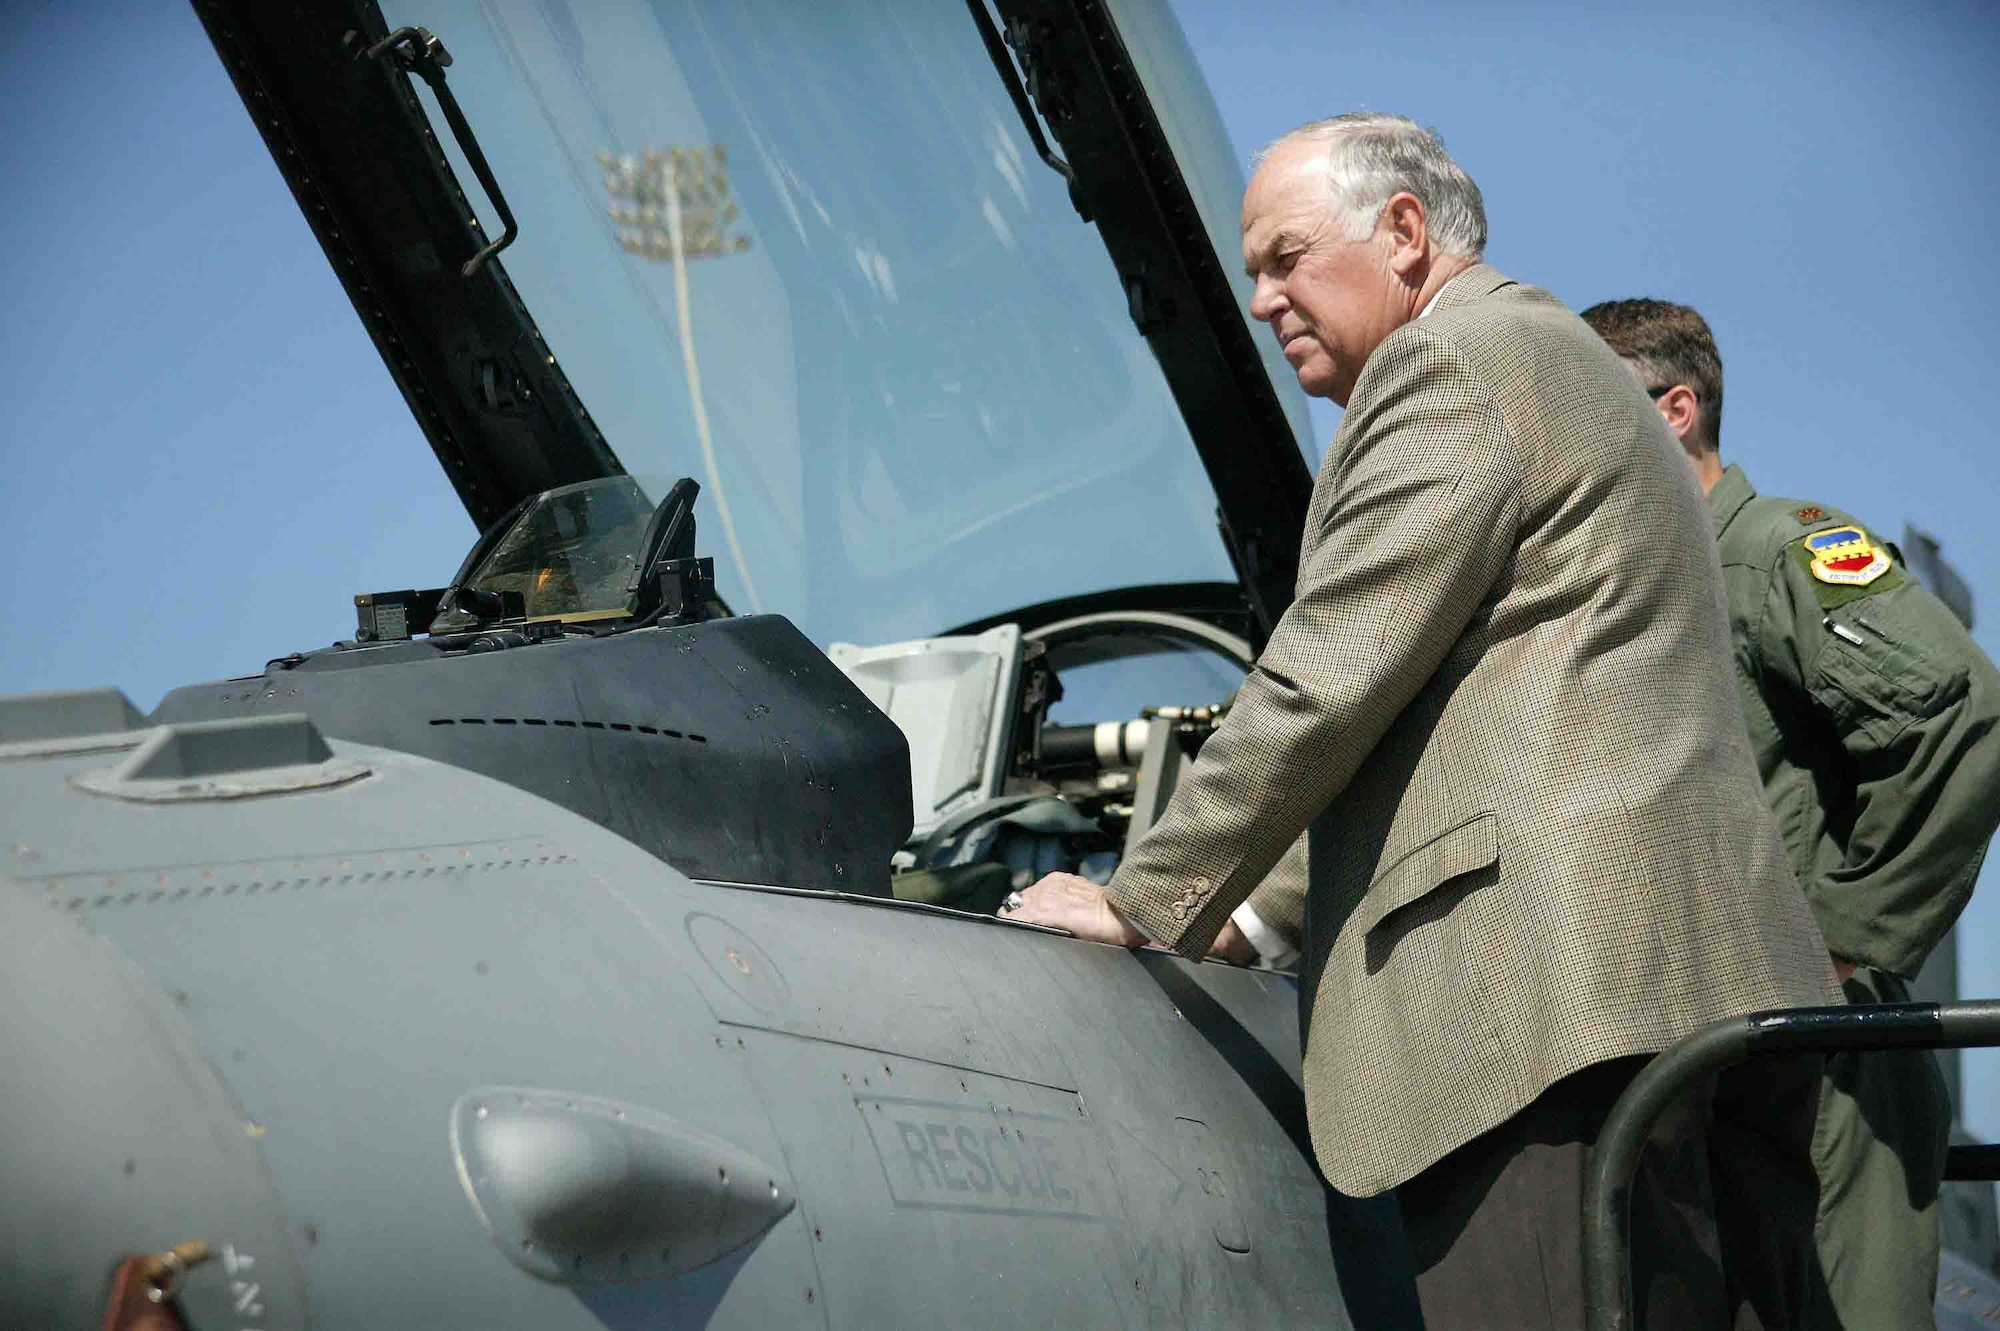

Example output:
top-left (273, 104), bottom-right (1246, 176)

top-left (1382, 192), bottom-right (1429, 277)
top-left (1658, 384), bottom-right (1702, 444)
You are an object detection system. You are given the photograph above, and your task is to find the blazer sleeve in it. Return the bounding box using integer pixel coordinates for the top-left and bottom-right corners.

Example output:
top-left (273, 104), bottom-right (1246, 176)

top-left (1107, 327), bottom-right (1522, 957)
top-left (1243, 836), bottom-right (1308, 949)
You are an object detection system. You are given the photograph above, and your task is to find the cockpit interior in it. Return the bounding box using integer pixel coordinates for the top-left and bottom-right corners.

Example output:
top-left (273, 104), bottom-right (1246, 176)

top-left (161, 473), bottom-right (1267, 942)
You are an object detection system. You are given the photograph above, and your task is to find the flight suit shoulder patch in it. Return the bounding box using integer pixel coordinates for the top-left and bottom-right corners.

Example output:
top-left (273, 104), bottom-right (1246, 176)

top-left (1790, 523), bottom-right (1904, 609)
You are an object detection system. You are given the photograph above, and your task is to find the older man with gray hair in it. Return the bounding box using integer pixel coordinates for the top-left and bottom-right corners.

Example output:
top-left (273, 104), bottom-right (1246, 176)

top-left (1008, 113), bottom-right (1837, 1328)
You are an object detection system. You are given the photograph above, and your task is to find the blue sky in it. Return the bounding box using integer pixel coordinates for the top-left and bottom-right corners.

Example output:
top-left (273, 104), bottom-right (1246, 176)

top-left (3, 1), bottom-right (1997, 1136)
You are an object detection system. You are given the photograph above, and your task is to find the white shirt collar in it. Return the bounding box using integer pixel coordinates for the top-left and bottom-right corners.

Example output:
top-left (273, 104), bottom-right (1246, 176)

top-left (1419, 287), bottom-right (1445, 319)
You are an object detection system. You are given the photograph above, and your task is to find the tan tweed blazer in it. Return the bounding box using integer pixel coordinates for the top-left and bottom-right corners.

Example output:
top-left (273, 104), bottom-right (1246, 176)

top-left (1106, 265), bottom-right (1838, 1197)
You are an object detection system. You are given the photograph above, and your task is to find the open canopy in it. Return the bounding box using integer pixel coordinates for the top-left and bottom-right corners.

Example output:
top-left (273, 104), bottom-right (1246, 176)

top-left (195, 0), bottom-right (1316, 647)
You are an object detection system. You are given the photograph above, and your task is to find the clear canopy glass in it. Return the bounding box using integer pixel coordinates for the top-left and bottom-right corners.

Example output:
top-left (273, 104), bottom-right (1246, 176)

top-left (391, 0), bottom-right (1310, 647)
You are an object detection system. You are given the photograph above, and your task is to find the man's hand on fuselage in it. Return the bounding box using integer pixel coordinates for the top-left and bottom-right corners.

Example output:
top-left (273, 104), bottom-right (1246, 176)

top-left (1207, 918), bottom-right (1259, 966)
top-left (1006, 872), bottom-right (1149, 948)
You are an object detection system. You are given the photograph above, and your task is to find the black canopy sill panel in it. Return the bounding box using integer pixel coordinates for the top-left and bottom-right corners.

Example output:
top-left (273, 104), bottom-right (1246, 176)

top-left (151, 617), bottom-right (910, 894)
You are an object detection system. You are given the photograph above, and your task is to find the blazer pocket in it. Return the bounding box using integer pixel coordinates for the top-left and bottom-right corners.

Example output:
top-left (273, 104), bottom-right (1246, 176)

top-left (1354, 812), bottom-right (1499, 936)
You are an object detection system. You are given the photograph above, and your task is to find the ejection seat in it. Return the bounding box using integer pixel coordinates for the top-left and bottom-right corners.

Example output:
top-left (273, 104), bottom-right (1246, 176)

top-left (827, 625), bottom-right (1104, 913)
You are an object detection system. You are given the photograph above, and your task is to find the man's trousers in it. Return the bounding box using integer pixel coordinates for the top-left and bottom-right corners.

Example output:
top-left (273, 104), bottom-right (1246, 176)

top-left (1805, 967), bottom-right (1954, 1330)
top-left (1394, 1051), bottom-right (1823, 1330)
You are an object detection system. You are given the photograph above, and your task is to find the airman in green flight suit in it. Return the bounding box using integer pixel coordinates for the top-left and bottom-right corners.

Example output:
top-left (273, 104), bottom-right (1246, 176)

top-left (1583, 297), bottom-right (2000, 1329)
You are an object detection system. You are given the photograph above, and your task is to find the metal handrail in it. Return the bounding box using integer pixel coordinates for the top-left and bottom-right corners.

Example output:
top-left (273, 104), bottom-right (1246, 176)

top-left (1947, 1143), bottom-right (2000, 1180)
top-left (1582, 1000), bottom-right (2000, 1331)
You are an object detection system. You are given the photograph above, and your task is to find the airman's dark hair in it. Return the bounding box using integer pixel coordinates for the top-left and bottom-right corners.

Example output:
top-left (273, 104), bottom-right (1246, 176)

top-left (1579, 298), bottom-right (1725, 453)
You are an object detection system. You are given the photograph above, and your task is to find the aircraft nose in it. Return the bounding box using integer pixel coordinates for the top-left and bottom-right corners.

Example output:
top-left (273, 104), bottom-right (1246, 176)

top-left (0, 888), bottom-right (310, 1329)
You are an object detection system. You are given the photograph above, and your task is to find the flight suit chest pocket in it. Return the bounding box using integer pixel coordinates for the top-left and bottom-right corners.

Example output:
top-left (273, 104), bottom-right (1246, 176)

top-left (1353, 812), bottom-right (1499, 936)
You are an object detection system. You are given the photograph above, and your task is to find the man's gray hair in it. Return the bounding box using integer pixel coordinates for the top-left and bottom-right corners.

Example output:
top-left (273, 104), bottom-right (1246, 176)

top-left (1258, 113), bottom-right (1487, 260)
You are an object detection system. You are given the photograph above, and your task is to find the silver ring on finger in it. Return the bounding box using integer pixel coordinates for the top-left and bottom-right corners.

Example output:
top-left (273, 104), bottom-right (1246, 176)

top-left (1002, 891), bottom-right (1024, 914)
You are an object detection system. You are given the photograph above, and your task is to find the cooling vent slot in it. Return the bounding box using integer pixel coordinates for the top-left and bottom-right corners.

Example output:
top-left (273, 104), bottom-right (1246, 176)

top-left (425, 717), bottom-right (708, 743)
